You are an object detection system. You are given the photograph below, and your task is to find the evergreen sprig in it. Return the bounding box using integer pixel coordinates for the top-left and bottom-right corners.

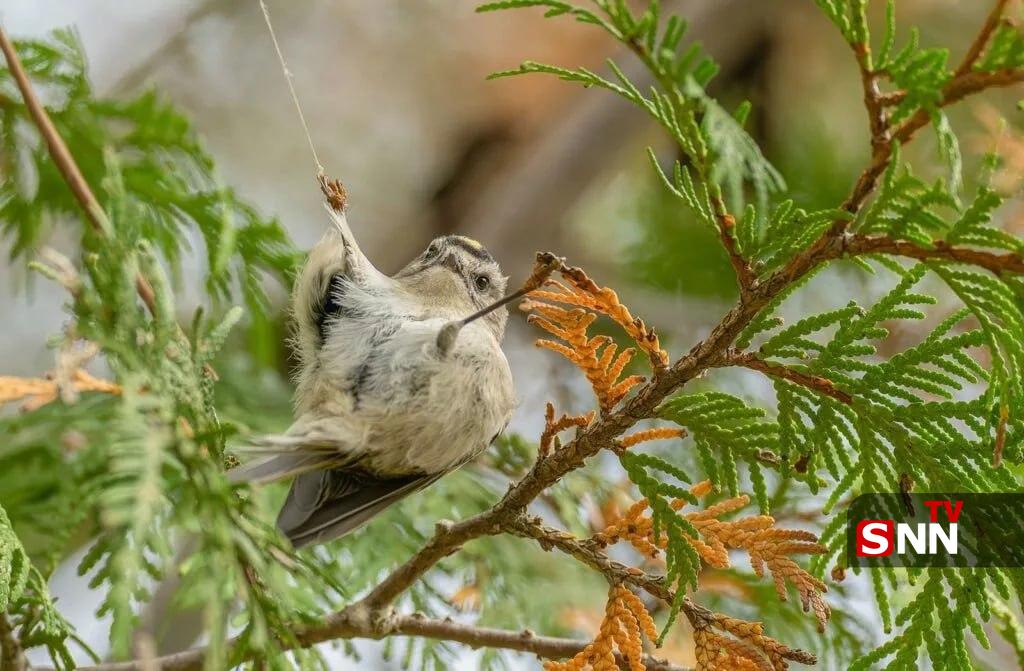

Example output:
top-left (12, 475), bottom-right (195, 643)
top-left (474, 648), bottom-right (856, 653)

top-left (480, 0), bottom-right (783, 219)
top-left (1, 503), bottom-right (85, 668)
top-left (0, 29), bottom-right (301, 320)
top-left (660, 392), bottom-right (782, 502)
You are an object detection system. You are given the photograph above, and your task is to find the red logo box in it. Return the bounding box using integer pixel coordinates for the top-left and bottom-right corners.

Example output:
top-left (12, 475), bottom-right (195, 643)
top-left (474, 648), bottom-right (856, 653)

top-left (856, 519), bottom-right (894, 557)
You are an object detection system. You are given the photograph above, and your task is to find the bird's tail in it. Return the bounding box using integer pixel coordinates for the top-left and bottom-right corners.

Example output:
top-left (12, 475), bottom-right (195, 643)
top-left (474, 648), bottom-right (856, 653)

top-left (227, 433), bottom-right (444, 548)
top-left (279, 470), bottom-right (444, 548)
top-left (226, 434), bottom-right (355, 485)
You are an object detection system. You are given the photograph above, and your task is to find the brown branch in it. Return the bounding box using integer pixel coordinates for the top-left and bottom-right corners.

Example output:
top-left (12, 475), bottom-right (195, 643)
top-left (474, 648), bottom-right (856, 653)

top-left (853, 41), bottom-right (889, 153)
top-left (717, 211), bottom-right (758, 298)
top-left (862, 0), bottom-right (1011, 121)
top-left (789, 63), bottom-right (1024, 278)
top-left (508, 517), bottom-right (682, 607)
top-left (877, 90), bottom-right (905, 107)
top-left (0, 24), bottom-right (105, 232)
top-left (825, 0), bottom-right (1024, 245)
top-left (622, 35), bottom-right (758, 298)
top-left (0, 22), bottom-right (157, 315)
top-left (0, 614), bottom-right (28, 671)
top-left (66, 610), bottom-right (687, 671)
top-left (954, 0), bottom-right (1011, 77)
top-left (844, 234), bottom-right (1024, 276)
top-left (847, 67), bottom-right (1024, 224)
top-left (723, 352), bottom-right (853, 404)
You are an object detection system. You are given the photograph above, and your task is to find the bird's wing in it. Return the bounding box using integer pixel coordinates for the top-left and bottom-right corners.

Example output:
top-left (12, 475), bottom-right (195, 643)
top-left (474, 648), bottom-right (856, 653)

top-left (293, 206), bottom-right (393, 357)
top-left (225, 432), bottom-right (363, 484)
top-left (278, 469), bottom-right (445, 548)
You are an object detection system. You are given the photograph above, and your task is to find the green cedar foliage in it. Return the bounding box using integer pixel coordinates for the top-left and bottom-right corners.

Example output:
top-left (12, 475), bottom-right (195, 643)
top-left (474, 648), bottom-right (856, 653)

top-left (0, 29), bottom-right (301, 320)
top-left (0, 29), bottom-right (331, 670)
top-left (484, 1), bottom-right (1024, 669)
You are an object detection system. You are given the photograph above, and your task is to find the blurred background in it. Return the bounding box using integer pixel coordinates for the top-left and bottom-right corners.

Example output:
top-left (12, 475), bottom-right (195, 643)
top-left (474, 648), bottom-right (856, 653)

top-left (2, 0), bottom-right (1023, 668)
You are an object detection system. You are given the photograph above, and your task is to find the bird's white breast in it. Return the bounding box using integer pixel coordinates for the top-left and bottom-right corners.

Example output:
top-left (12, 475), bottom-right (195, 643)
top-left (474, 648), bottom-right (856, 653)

top-left (294, 281), bottom-right (516, 475)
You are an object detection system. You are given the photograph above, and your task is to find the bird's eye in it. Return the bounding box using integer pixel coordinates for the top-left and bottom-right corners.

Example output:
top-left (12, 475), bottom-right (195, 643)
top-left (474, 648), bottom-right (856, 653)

top-left (474, 274), bottom-right (491, 291)
top-left (424, 243), bottom-right (440, 260)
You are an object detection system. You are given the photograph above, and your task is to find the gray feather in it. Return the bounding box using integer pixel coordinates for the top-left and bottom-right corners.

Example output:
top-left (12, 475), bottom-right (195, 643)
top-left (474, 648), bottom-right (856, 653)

top-left (226, 449), bottom-right (355, 485)
top-left (280, 470), bottom-right (444, 548)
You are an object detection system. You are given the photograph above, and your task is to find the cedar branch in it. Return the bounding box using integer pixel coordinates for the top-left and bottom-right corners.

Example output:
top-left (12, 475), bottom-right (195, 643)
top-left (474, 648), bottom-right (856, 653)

top-left (722, 352), bottom-right (853, 404)
top-left (844, 234), bottom-right (1024, 276)
top-left (954, 0), bottom-right (1011, 76)
top-left (65, 611), bottom-right (688, 671)
top-left (839, 67), bottom-right (1024, 230)
top-left (347, 35), bottom-right (1024, 650)
top-left (0, 22), bottom-right (158, 314)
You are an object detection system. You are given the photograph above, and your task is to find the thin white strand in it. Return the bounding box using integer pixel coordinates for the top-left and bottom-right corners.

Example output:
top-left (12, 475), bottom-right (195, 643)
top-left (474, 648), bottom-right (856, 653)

top-left (259, 0), bottom-right (324, 175)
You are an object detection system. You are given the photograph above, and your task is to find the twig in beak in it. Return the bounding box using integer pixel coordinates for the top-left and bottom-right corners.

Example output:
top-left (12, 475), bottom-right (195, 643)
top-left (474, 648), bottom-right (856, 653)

top-left (437, 252), bottom-right (563, 356)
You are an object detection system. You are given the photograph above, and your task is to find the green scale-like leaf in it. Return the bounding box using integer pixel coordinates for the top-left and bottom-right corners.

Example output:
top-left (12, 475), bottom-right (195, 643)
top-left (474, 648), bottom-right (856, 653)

top-left (0, 503), bottom-right (30, 612)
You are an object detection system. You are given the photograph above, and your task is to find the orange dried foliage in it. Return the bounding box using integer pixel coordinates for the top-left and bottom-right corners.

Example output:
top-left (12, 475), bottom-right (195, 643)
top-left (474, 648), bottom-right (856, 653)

top-left (526, 303), bottom-right (644, 414)
top-left (593, 481), bottom-right (830, 633)
top-left (544, 585), bottom-right (658, 671)
top-left (526, 264), bottom-right (668, 370)
top-left (618, 427), bottom-right (686, 450)
top-left (0, 370), bottom-right (121, 411)
top-left (450, 584), bottom-right (482, 612)
top-left (691, 612), bottom-right (817, 671)
top-left (524, 265), bottom-right (668, 413)
top-left (540, 402), bottom-right (596, 456)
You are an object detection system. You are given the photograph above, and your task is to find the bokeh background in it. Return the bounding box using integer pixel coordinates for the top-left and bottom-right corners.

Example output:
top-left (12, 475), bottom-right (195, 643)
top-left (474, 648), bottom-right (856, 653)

top-left (2, 0), bottom-right (1023, 669)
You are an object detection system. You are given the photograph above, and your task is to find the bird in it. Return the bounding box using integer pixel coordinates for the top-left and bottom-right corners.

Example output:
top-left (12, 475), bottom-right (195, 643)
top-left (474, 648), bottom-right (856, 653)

top-left (231, 205), bottom-right (517, 548)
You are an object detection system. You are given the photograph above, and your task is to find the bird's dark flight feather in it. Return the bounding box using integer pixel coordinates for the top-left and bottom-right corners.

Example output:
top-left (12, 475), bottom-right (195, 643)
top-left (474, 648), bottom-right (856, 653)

top-left (315, 273), bottom-right (349, 343)
top-left (278, 469), bottom-right (444, 548)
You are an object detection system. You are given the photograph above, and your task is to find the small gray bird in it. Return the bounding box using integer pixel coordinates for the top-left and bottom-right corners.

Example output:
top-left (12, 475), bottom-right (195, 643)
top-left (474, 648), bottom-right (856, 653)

top-left (232, 207), bottom-right (516, 548)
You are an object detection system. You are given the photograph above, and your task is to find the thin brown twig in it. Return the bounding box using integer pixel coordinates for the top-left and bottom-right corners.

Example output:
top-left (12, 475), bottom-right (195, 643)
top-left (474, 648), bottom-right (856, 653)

top-left (877, 90), bottom-right (905, 107)
top-left (820, 0), bottom-right (1024, 246)
top-left (623, 35), bottom-right (758, 299)
top-left (723, 352), bottom-right (853, 405)
top-left (64, 610), bottom-right (688, 671)
top-left (796, 65), bottom-right (1024, 270)
top-left (0, 22), bottom-right (157, 315)
top-left (509, 516), bottom-right (680, 605)
top-left (853, 40), bottom-right (889, 152)
top-left (873, 69), bottom-right (1023, 204)
top-left (843, 234), bottom-right (1024, 276)
top-left (0, 24), bottom-right (106, 232)
top-left (842, 0), bottom-right (1010, 145)
top-left (716, 211), bottom-right (758, 298)
top-left (954, 0), bottom-right (1012, 76)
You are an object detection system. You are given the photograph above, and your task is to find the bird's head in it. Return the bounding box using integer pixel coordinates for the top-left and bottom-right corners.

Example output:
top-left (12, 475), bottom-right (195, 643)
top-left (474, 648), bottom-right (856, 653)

top-left (394, 235), bottom-right (509, 340)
